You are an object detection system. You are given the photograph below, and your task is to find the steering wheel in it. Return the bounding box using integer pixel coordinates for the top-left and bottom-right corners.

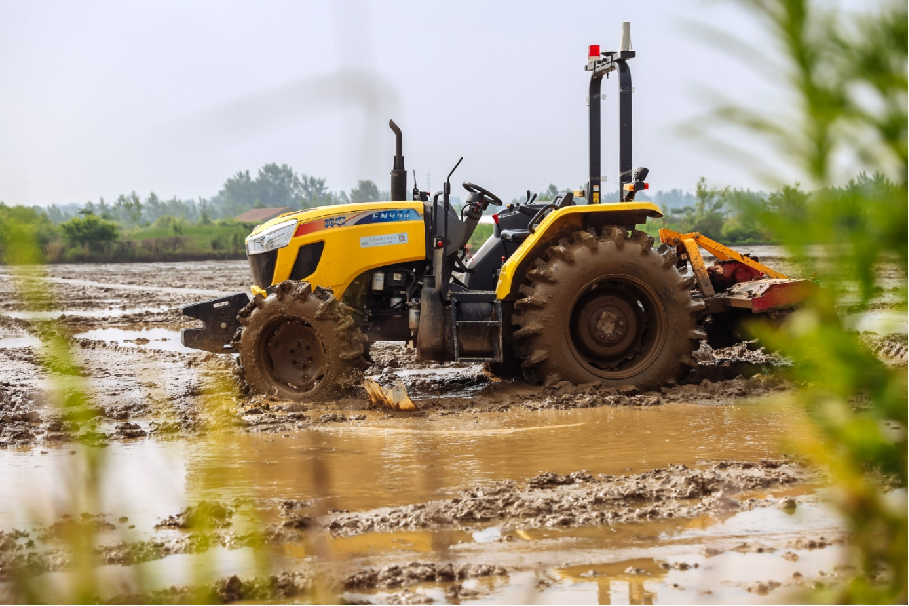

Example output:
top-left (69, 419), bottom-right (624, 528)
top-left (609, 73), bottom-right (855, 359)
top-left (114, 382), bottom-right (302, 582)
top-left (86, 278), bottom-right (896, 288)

top-left (462, 181), bottom-right (503, 206)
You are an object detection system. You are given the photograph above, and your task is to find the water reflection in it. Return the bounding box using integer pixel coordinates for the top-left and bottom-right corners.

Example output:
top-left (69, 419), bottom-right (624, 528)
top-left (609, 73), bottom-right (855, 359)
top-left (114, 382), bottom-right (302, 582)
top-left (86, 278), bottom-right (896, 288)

top-left (185, 402), bottom-right (807, 513)
top-left (0, 402), bottom-right (808, 533)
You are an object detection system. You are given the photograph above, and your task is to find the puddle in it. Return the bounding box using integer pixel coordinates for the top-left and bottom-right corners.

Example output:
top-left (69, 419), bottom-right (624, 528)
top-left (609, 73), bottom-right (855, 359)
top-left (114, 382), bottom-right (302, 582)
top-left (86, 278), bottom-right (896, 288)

top-left (0, 333), bottom-right (41, 348)
top-left (676, 499), bottom-right (840, 538)
top-left (0, 402), bottom-right (810, 532)
top-left (0, 440), bottom-right (187, 534)
top-left (392, 366), bottom-right (471, 378)
top-left (843, 309), bottom-right (908, 334)
top-left (21, 275), bottom-right (234, 298)
top-left (1, 307), bottom-right (172, 320)
top-left (73, 327), bottom-right (192, 352)
top-left (546, 546), bottom-right (846, 605)
top-left (0, 400), bottom-right (851, 604)
top-left (335, 501), bottom-right (848, 604)
top-left (21, 547), bottom-right (260, 602)
top-left (0, 327), bottom-right (190, 351)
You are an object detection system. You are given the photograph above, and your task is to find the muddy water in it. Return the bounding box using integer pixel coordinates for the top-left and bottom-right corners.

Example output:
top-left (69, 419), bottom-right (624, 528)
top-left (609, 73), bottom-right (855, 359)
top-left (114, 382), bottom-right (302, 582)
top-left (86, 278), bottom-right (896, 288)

top-left (1, 307), bottom-right (172, 320)
top-left (74, 327), bottom-right (191, 352)
top-left (0, 327), bottom-right (190, 351)
top-left (0, 401), bottom-right (807, 533)
top-left (843, 309), bottom-right (908, 335)
top-left (25, 500), bottom-right (849, 603)
top-left (192, 403), bottom-right (805, 512)
top-left (341, 500), bottom-right (847, 604)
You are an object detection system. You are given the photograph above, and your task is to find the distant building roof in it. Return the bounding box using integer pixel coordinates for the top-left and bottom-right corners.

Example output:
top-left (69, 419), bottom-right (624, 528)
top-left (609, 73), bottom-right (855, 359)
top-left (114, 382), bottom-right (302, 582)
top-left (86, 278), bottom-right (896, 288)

top-left (235, 207), bottom-right (294, 223)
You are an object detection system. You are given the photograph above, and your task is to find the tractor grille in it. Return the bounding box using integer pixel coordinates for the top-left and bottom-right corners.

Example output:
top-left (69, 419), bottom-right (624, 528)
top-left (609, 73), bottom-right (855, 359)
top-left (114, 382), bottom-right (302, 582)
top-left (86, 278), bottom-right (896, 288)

top-left (249, 250), bottom-right (278, 289)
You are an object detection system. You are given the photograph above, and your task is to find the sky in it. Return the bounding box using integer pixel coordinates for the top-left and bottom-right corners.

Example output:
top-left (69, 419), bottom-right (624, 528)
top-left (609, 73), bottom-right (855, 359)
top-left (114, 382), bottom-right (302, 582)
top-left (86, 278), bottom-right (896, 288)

top-left (0, 0), bottom-right (864, 207)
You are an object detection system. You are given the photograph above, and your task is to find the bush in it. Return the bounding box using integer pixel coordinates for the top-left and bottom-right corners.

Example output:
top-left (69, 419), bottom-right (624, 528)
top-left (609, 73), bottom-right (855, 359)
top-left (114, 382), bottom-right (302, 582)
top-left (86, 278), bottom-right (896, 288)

top-left (721, 219), bottom-right (766, 244)
top-left (60, 214), bottom-right (119, 253)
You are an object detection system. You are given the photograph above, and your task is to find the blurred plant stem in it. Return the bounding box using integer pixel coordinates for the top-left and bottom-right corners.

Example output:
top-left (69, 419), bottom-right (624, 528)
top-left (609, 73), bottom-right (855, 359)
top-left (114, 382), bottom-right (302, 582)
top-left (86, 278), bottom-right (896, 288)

top-left (716, 0), bottom-right (907, 602)
top-left (4, 220), bottom-right (109, 602)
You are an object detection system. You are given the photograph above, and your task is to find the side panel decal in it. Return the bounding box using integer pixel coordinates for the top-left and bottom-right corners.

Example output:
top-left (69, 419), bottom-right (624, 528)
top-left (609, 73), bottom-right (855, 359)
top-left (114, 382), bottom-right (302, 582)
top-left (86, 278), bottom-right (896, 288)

top-left (295, 208), bottom-right (422, 237)
top-left (360, 233), bottom-right (409, 248)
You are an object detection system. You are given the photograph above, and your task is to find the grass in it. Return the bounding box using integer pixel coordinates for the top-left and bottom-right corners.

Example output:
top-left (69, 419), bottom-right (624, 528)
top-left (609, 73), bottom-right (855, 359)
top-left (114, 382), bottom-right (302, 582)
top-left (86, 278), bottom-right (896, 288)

top-left (125, 222), bottom-right (252, 242)
top-left (49, 222), bottom-right (253, 263)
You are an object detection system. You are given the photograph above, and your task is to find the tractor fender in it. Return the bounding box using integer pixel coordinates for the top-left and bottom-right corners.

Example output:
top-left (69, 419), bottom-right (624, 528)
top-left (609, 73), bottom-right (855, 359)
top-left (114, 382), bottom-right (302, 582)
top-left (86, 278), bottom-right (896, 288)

top-left (494, 202), bottom-right (663, 300)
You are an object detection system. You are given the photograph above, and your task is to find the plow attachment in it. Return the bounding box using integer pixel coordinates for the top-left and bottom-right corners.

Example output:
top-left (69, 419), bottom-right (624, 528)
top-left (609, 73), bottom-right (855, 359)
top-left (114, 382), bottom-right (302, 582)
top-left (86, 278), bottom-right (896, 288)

top-left (658, 229), bottom-right (818, 315)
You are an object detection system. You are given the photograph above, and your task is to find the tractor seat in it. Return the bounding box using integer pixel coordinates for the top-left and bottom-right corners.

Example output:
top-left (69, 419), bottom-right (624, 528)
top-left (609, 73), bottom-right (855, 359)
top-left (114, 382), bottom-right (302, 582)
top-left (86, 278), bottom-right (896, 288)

top-left (499, 192), bottom-right (574, 244)
top-left (500, 229), bottom-right (530, 242)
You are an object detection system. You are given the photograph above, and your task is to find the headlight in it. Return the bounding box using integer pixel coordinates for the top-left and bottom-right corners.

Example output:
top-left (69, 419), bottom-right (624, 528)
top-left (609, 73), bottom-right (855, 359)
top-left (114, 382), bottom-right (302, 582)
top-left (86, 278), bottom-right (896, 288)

top-left (245, 219), bottom-right (297, 255)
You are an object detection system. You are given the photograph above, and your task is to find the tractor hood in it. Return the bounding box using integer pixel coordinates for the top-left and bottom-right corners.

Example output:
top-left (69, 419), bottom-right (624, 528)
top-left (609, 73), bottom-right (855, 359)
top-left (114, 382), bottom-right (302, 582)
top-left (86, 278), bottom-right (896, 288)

top-left (247, 201), bottom-right (423, 238)
top-left (244, 200), bottom-right (426, 299)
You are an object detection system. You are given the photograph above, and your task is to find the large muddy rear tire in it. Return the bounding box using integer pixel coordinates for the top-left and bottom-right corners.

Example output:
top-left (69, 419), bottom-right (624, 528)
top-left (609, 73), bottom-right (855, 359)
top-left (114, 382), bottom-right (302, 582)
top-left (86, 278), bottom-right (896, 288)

top-left (235, 281), bottom-right (367, 401)
top-left (513, 227), bottom-right (705, 389)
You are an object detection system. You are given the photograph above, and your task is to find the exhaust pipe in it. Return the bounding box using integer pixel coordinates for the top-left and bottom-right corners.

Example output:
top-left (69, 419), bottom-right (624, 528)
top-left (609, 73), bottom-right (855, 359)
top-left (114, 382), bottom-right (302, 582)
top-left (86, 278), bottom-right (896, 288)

top-left (620, 21), bottom-right (632, 52)
top-left (389, 119), bottom-right (407, 201)
top-left (617, 22), bottom-right (633, 200)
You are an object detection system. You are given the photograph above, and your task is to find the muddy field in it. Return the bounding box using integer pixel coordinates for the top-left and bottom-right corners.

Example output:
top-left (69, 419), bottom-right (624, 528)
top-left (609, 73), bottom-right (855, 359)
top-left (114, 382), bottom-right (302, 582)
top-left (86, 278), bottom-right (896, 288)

top-left (0, 256), bottom-right (905, 604)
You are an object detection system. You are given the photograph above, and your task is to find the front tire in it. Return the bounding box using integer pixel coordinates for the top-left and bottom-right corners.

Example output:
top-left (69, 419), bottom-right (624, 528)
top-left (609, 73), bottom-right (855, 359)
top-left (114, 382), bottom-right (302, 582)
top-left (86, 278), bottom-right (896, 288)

top-left (513, 227), bottom-right (705, 389)
top-left (235, 281), bottom-right (367, 401)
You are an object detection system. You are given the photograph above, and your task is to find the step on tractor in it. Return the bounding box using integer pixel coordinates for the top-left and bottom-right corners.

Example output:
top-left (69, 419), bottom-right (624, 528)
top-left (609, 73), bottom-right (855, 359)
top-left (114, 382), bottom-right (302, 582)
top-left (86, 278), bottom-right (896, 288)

top-left (181, 23), bottom-right (815, 401)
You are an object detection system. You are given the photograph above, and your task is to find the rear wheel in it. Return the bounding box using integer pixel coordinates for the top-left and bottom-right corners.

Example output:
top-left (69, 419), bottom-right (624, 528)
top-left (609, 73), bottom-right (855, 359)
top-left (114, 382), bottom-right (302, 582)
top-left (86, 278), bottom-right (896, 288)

top-left (513, 227), bottom-right (705, 388)
top-left (235, 281), bottom-right (367, 400)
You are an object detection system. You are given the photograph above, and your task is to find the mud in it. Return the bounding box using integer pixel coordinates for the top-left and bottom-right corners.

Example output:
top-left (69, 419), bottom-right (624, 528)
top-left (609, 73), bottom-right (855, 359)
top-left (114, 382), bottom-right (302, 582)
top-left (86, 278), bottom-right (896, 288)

top-left (0, 258), bottom-right (901, 452)
top-left (0, 258), bottom-right (903, 603)
top-left (0, 332), bottom-right (792, 450)
top-left (0, 490), bottom-right (859, 604)
top-left (0, 459), bottom-right (826, 577)
top-left (324, 460), bottom-right (810, 537)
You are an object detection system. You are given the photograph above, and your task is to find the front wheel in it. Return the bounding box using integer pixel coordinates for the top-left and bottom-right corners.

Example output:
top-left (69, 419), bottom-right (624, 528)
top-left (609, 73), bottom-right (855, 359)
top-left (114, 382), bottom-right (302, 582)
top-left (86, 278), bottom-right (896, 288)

top-left (235, 281), bottom-right (367, 401)
top-left (513, 227), bottom-right (705, 389)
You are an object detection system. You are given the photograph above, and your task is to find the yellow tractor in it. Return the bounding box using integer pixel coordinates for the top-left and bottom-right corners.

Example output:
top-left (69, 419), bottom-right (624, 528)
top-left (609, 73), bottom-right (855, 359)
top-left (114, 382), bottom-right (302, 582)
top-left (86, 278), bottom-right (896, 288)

top-left (181, 24), bottom-right (813, 400)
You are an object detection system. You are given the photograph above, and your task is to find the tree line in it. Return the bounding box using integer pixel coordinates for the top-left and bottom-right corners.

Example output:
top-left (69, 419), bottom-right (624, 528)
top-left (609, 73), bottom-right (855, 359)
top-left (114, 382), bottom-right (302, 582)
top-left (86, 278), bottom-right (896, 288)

top-left (43, 163), bottom-right (392, 228)
top-left (0, 165), bottom-right (899, 263)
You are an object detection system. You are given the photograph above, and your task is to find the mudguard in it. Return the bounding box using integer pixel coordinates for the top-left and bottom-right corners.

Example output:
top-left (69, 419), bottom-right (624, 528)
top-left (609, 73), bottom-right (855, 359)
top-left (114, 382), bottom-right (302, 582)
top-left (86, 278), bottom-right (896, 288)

top-left (494, 202), bottom-right (663, 299)
top-left (181, 292), bottom-right (251, 353)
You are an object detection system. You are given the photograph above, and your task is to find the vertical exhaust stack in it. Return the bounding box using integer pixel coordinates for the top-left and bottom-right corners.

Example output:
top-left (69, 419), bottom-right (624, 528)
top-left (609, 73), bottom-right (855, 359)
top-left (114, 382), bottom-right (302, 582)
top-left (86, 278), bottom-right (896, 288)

top-left (620, 21), bottom-right (631, 52)
top-left (389, 119), bottom-right (407, 201)
top-left (617, 22), bottom-right (633, 201)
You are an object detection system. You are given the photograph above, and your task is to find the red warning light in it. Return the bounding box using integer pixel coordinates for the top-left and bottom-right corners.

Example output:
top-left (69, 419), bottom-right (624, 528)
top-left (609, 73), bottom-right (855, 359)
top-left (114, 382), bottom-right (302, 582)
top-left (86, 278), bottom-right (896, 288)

top-left (588, 44), bottom-right (600, 58)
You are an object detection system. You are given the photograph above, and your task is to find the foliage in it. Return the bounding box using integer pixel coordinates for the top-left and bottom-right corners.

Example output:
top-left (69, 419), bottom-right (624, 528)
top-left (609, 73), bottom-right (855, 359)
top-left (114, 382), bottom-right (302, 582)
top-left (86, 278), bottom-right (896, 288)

top-left (299, 174), bottom-right (332, 207)
top-left (211, 163), bottom-right (338, 216)
top-left (113, 192), bottom-right (143, 227)
top-left (0, 203), bottom-right (58, 264)
top-left (151, 214), bottom-right (188, 235)
top-left (646, 178), bottom-right (768, 243)
top-left (651, 188), bottom-right (697, 212)
top-left (536, 184), bottom-right (561, 202)
top-left (713, 0), bottom-right (907, 602)
top-left (666, 177), bottom-right (728, 239)
top-left (348, 179), bottom-right (381, 203)
top-left (348, 179), bottom-right (390, 203)
top-left (59, 214), bottom-right (120, 253)
top-left (467, 223), bottom-right (494, 252)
